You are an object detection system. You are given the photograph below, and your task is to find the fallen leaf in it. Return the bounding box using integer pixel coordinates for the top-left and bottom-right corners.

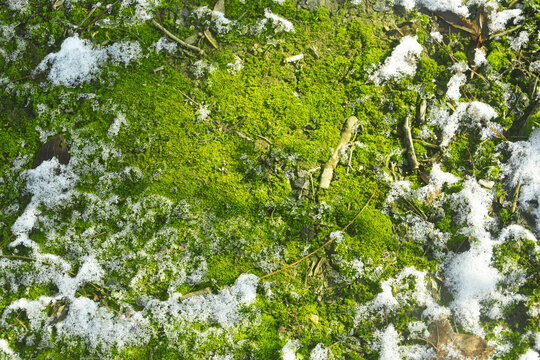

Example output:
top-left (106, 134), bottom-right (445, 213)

top-left (427, 317), bottom-right (492, 359)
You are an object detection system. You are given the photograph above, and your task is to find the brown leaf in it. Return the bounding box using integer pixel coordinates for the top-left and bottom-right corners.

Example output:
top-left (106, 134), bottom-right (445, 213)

top-left (213, 0), bottom-right (225, 17)
top-left (33, 134), bottom-right (70, 168)
top-left (427, 317), bottom-right (493, 359)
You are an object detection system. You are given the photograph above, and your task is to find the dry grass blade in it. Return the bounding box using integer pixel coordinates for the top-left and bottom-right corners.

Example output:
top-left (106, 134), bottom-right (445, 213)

top-left (260, 190), bottom-right (377, 280)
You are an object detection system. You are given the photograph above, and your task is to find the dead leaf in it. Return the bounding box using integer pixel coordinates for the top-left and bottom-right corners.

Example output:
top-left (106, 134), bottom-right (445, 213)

top-left (33, 134), bottom-right (70, 168)
top-left (204, 29), bottom-right (219, 49)
top-left (213, 0), bottom-right (225, 16)
top-left (426, 317), bottom-right (493, 359)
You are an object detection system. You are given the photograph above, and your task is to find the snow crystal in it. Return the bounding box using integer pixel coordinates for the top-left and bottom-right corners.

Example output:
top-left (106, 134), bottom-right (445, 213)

top-left (501, 129), bottom-right (540, 234)
top-left (509, 31), bottom-right (530, 51)
top-left (531, 61), bottom-right (540, 74)
top-left (10, 158), bottom-right (78, 251)
top-left (57, 257), bottom-right (104, 297)
top-left (0, 339), bottom-right (19, 359)
top-left (444, 179), bottom-right (502, 334)
top-left (227, 56), bottom-right (244, 74)
top-left (197, 104), bottom-right (211, 121)
top-left (5, 0), bottom-right (29, 11)
top-left (263, 9), bottom-right (295, 33)
top-left (1, 296), bottom-right (54, 330)
top-left (370, 36), bottom-right (423, 85)
top-left (35, 36), bottom-right (142, 87)
top-left (428, 101), bottom-right (501, 147)
top-left (394, 0), bottom-right (469, 17)
top-left (273, 0), bottom-right (286, 3)
top-left (108, 112), bottom-right (128, 138)
top-left (376, 325), bottom-right (402, 360)
top-left (35, 35), bottom-right (107, 87)
top-left (446, 62), bottom-right (468, 102)
top-left (489, 8), bottom-right (523, 34)
top-left (148, 273), bottom-right (259, 329)
top-left (153, 37), bottom-right (178, 53)
top-left (473, 48), bottom-right (487, 67)
top-left (56, 297), bottom-right (151, 349)
top-left (120, 0), bottom-right (157, 23)
top-left (282, 339), bottom-right (300, 360)
top-left (519, 349), bottom-right (540, 360)
top-left (430, 31), bottom-right (443, 43)
top-left (107, 41), bottom-right (142, 65)
top-left (310, 343), bottom-right (329, 360)
top-left (193, 6), bottom-right (234, 34)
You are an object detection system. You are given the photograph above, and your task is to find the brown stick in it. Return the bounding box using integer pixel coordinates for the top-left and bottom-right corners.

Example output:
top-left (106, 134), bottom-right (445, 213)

top-left (260, 190), bottom-right (376, 280)
top-left (151, 19), bottom-right (204, 55)
top-left (403, 114), bottom-right (419, 170)
top-left (320, 116), bottom-right (359, 189)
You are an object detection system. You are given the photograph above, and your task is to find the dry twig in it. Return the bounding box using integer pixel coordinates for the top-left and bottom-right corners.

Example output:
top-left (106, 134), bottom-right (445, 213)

top-left (260, 190), bottom-right (376, 280)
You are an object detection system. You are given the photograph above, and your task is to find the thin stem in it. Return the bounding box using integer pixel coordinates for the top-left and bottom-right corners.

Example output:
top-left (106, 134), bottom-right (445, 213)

top-left (260, 190), bottom-right (377, 280)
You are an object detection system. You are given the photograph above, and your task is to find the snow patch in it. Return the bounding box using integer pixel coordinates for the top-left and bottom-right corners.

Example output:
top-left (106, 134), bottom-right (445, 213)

top-left (370, 36), bottom-right (423, 85)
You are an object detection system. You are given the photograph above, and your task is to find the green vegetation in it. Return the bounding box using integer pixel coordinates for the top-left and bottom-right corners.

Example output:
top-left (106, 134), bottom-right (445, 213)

top-left (0, 0), bottom-right (538, 358)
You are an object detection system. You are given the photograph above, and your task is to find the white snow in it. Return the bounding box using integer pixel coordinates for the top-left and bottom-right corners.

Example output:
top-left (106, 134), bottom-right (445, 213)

top-left (148, 273), bottom-right (259, 329)
top-left (519, 349), bottom-right (540, 360)
top-left (370, 36), bottom-right (423, 85)
top-left (10, 158), bottom-right (78, 251)
top-left (153, 37), bottom-right (178, 53)
top-left (446, 62), bottom-right (468, 102)
top-left (310, 343), bottom-right (329, 360)
top-left (35, 35), bottom-right (108, 87)
top-left (394, 0), bottom-right (469, 17)
top-left (107, 41), bottom-right (142, 65)
top-left (193, 6), bottom-right (234, 34)
top-left (35, 36), bottom-right (142, 87)
top-left (509, 31), bottom-right (530, 51)
top-left (227, 56), bottom-right (244, 74)
top-left (282, 339), bottom-right (300, 360)
top-left (0, 339), bottom-right (19, 359)
top-left (430, 31), bottom-right (443, 43)
top-left (500, 129), bottom-right (540, 234)
top-left (263, 9), bottom-right (295, 33)
top-left (473, 48), bottom-right (487, 67)
top-left (5, 0), bottom-right (29, 11)
top-left (377, 325), bottom-right (402, 360)
top-left (488, 8), bottom-right (523, 34)
top-left (108, 112), bottom-right (128, 138)
top-left (428, 101), bottom-right (501, 147)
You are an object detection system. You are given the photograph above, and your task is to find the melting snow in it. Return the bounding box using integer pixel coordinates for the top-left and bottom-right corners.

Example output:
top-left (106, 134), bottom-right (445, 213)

top-left (370, 36), bottom-right (423, 85)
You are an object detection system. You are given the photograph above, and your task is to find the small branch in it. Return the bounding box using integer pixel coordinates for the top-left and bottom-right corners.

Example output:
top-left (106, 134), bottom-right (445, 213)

top-left (151, 19), bottom-right (204, 55)
top-left (481, 118), bottom-right (509, 143)
top-left (178, 89), bottom-right (203, 107)
top-left (403, 114), bottom-right (419, 170)
top-left (403, 198), bottom-right (428, 222)
top-left (78, 4), bottom-right (100, 27)
top-left (179, 287), bottom-right (212, 300)
top-left (512, 181), bottom-right (521, 214)
top-left (418, 337), bottom-right (439, 352)
top-left (413, 139), bottom-right (440, 149)
top-left (0, 234), bottom-right (14, 251)
top-left (90, 231), bottom-right (107, 239)
top-left (260, 190), bottom-right (376, 280)
top-left (320, 116), bottom-right (359, 189)
top-left (347, 132), bottom-right (358, 174)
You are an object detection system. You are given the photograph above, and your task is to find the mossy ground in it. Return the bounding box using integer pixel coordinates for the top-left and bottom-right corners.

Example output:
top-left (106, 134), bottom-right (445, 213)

top-left (0, 0), bottom-right (539, 359)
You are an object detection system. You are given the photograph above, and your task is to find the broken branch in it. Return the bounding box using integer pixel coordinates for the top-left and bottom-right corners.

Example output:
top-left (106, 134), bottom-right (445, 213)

top-left (403, 114), bottom-right (419, 170)
top-left (260, 190), bottom-right (376, 280)
top-left (320, 116), bottom-right (358, 189)
top-left (151, 19), bottom-right (204, 55)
